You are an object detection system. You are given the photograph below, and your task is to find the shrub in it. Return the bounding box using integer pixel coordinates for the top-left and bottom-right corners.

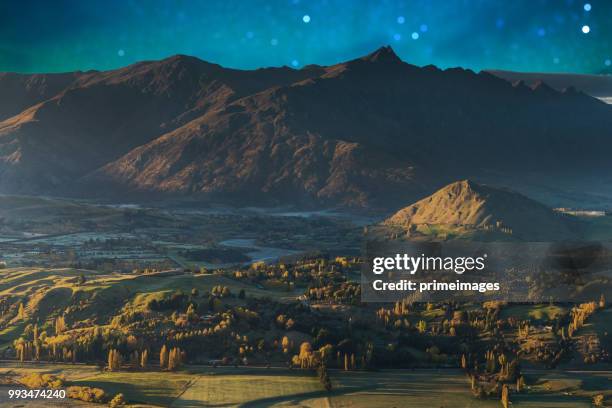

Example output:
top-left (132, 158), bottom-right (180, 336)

top-left (19, 373), bottom-right (64, 389)
top-left (593, 394), bottom-right (605, 407)
top-left (67, 386), bottom-right (107, 403)
top-left (109, 393), bottom-right (126, 407)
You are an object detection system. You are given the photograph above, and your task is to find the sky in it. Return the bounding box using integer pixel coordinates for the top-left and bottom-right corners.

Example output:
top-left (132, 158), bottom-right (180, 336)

top-left (0, 0), bottom-right (610, 74)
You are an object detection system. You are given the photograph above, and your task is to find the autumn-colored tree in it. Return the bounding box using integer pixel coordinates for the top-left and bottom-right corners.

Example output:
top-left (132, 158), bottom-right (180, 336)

top-left (281, 336), bottom-right (290, 354)
top-left (318, 344), bottom-right (333, 364)
top-left (107, 349), bottom-right (122, 371)
top-left (298, 342), bottom-right (313, 368)
top-left (168, 347), bottom-right (182, 371)
top-left (501, 384), bottom-right (510, 408)
top-left (31, 324), bottom-right (41, 361)
top-left (485, 350), bottom-right (496, 373)
top-left (498, 353), bottom-right (509, 379)
top-left (109, 393), bottom-right (125, 407)
top-left (17, 303), bottom-right (26, 320)
top-left (186, 304), bottom-right (197, 321)
top-left (516, 376), bottom-right (525, 392)
top-left (160, 345), bottom-right (169, 369)
top-left (140, 349), bottom-right (148, 369)
top-left (55, 316), bottom-right (66, 335)
top-left (417, 320), bottom-right (427, 334)
top-left (14, 338), bottom-right (31, 362)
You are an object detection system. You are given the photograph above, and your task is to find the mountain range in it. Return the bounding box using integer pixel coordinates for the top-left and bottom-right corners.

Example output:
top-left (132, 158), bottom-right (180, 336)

top-left (1, 46), bottom-right (612, 209)
top-left (487, 69), bottom-right (612, 99)
top-left (488, 69), bottom-right (612, 105)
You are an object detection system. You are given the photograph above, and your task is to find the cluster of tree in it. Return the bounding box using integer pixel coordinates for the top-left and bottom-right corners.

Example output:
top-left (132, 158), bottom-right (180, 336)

top-left (211, 285), bottom-right (232, 298)
top-left (291, 342), bottom-right (333, 369)
top-left (463, 348), bottom-right (523, 404)
top-left (107, 349), bottom-right (122, 371)
top-left (306, 281), bottom-right (360, 304)
top-left (160, 344), bottom-right (184, 370)
top-left (147, 291), bottom-right (192, 311)
top-left (568, 301), bottom-right (600, 337)
top-left (231, 257), bottom-right (361, 295)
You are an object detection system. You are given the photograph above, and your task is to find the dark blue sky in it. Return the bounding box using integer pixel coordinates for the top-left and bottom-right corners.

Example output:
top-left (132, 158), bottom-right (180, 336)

top-left (0, 0), bottom-right (610, 74)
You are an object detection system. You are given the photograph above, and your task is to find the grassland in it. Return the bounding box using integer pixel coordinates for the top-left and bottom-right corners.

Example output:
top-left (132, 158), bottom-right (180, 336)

top-left (325, 369), bottom-right (485, 408)
top-left (73, 371), bottom-right (194, 407)
top-left (327, 369), bottom-right (608, 408)
top-left (3, 364), bottom-right (607, 407)
top-left (174, 367), bottom-right (325, 407)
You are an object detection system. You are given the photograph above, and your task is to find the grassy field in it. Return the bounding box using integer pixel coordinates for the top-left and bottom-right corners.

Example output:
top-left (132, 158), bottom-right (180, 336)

top-left (1, 364), bottom-right (327, 407)
top-left (0, 362), bottom-right (101, 379)
top-left (327, 369), bottom-right (488, 408)
top-left (174, 367), bottom-right (325, 407)
top-left (327, 369), bottom-right (597, 408)
top-left (1, 364), bottom-right (609, 408)
top-left (73, 371), bottom-right (194, 407)
top-left (524, 369), bottom-right (611, 406)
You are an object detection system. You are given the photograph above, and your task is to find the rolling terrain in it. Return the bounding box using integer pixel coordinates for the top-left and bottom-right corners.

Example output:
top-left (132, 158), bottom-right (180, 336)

top-left (1, 265), bottom-right (610, 407)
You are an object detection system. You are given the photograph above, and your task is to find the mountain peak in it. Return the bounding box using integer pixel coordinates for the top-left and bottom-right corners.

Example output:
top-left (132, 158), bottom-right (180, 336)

top-left (530, 80), bottom-right (554, 92)
top-left (453, 179), bottom-right (478, 189)
top-left (158, 54), bottom-right (221, 70)
top-left (361, 46), bottom-right (402, 63)
top-left (438, 179), bottom-right (484, 197)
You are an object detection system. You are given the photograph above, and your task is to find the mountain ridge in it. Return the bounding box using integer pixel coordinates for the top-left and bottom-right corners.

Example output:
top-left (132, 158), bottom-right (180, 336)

top-left (1, 46), bottom-right (612, 208)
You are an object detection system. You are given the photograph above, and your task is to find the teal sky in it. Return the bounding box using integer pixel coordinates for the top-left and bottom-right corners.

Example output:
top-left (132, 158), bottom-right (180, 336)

top-left (0, 0), bottom-right (610, 74)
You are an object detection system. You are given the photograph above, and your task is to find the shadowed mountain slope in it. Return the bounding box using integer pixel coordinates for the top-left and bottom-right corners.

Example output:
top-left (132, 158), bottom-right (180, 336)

top-left (1, 46), bottom-right (612, 208)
